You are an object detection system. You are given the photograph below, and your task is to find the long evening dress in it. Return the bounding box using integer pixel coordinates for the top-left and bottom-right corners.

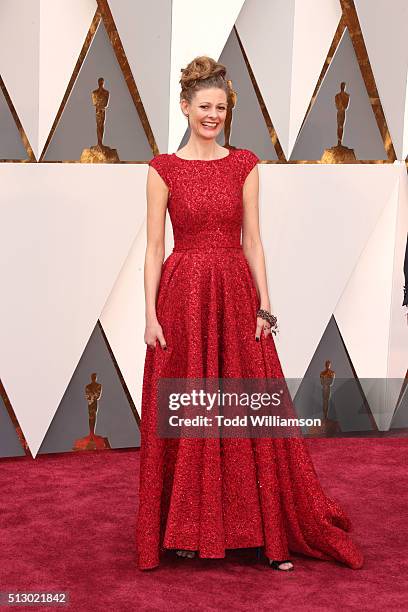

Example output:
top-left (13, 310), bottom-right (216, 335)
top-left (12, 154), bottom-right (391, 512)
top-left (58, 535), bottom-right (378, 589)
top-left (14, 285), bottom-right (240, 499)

top-left (135, 148), bottom-right (364, 571)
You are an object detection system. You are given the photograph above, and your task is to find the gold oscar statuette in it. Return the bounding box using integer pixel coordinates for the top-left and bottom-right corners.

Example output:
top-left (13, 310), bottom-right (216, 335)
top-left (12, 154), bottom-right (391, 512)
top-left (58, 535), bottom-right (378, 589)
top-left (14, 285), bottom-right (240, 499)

top-left (308, 360), bottom-right (341, 436)
top-left (80, 77), bottom-right (120, 163)
top-left (321, 82), bottom-right (357, 163)
top-left (73, 373), bottom-right (110, 450)
top-left (223, 79), bottom-right (237, 151)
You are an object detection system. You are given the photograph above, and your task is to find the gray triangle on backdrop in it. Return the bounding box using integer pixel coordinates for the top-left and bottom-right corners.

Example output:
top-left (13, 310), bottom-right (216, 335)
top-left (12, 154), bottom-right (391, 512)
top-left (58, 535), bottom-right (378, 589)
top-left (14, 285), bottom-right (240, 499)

top-left (0, 81), bottom-right (28, 160)
top-left (108, 0), bottom-right (172, 154)
top-left (178, 27), bottom-right (277, 159)
top-left (290, 28), bottom-right (387, 161)
top-left (38, 322), bottom-right (140, 454)
top-left (0, 396), bottom-right (26, 458)
top-left (294, 315), bottom-right (376, 434)
top-left (43, 20), bottom-right (151, 161)
top-left (390, 378), bottom-right (408, 430)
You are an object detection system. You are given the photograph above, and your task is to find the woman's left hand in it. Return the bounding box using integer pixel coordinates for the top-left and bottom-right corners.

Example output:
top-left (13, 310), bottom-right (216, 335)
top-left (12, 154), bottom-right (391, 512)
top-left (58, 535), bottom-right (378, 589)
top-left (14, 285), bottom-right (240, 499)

top-left (255, 316), bottom-right (271, 341)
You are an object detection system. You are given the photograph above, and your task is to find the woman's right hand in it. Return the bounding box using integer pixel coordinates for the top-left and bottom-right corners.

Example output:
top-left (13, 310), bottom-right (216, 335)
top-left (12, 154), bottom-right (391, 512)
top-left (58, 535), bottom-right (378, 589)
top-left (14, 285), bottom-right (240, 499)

top-left (144, 320), bottom-right (167, 350)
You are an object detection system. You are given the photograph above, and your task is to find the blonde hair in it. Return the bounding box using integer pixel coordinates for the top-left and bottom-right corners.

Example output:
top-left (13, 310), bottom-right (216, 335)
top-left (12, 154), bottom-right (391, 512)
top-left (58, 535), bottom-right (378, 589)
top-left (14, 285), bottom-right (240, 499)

top-left (179, 55), bottom-right (230, 103)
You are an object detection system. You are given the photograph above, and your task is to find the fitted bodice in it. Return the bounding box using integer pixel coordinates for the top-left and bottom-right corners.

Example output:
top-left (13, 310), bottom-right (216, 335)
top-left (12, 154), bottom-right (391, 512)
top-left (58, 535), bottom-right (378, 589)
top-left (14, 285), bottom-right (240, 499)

top-left (148, 148), bottom-right (260, 253)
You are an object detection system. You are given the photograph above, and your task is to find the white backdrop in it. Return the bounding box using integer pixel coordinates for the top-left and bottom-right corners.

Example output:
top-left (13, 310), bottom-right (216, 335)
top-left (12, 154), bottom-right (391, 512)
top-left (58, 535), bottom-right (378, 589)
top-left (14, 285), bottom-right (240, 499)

top-left (1, 0), bottom-right (408, 456)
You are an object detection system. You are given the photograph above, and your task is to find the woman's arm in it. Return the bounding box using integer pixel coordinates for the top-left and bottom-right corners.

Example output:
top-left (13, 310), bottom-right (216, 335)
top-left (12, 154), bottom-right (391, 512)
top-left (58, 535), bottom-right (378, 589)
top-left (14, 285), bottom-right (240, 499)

top-left (241, 165), bottom-right (273, 339)
top-left (144, 166), bottom-right (168, 349)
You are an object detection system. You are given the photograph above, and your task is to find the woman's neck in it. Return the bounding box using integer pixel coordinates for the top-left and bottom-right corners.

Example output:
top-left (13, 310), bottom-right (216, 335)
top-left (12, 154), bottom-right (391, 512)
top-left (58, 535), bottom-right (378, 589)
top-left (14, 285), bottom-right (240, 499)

top-left (178, 140), bottom-right (226, 160)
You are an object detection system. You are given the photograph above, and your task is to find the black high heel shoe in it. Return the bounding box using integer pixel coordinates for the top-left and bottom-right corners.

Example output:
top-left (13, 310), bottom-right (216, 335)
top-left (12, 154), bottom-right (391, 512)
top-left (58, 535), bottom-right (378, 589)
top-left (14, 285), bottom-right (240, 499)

top-left (255, 546), bottom-right (294, 571)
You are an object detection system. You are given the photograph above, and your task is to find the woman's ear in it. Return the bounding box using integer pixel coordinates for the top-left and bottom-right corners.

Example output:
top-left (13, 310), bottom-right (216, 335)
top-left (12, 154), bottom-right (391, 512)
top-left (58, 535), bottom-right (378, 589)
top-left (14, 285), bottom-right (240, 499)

top-left (180, 99), bottom-right (189, 118)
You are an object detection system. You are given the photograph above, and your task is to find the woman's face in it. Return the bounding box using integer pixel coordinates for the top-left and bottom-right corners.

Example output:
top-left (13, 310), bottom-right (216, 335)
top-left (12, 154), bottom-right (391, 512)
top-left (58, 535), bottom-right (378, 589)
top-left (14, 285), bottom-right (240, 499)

top-left (181, 88), bottom-right (228, 140)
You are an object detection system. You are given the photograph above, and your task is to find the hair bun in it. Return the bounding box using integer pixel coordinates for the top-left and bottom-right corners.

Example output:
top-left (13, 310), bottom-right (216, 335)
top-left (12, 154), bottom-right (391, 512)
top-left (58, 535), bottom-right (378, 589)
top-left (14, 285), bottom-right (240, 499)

top-left (179, 55), bottom-right (229, 103)
top-left (180, 56), bottom-right (226, 89)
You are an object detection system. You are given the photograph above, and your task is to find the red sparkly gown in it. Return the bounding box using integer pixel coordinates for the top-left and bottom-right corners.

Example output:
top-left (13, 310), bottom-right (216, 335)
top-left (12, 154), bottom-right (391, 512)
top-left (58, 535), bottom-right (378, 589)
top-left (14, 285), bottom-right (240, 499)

top-left (136, 148), bottom-right (364, 571)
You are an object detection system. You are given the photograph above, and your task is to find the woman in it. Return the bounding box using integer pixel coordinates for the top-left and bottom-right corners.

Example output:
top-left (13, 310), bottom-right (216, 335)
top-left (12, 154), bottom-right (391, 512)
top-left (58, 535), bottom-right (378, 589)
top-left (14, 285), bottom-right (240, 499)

top-left (136, 56), bottom-right (364, 572)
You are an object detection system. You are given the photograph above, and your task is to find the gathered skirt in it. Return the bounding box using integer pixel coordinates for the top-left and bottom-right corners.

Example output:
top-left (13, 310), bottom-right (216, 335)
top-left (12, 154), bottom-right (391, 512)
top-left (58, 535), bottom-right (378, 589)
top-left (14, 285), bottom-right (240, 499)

top-left (135, 248), bottom-right (364, 570)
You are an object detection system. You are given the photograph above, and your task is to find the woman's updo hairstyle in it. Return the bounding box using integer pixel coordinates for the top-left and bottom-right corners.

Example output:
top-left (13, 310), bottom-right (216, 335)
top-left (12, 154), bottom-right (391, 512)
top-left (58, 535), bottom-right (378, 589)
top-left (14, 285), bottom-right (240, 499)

top-left (179, 56), bottom-right (230, 103)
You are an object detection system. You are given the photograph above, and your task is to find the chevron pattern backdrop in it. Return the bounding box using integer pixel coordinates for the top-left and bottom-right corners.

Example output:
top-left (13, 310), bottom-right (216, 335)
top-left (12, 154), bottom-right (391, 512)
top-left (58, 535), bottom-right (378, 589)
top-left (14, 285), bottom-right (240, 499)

top-left (1, 0), bottom-right (408, 458)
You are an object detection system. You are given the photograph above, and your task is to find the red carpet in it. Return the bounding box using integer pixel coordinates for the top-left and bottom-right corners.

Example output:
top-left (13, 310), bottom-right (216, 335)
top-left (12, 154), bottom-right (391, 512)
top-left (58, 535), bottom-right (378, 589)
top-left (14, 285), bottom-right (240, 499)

top-left (0, 439), bottom-right (407, 611)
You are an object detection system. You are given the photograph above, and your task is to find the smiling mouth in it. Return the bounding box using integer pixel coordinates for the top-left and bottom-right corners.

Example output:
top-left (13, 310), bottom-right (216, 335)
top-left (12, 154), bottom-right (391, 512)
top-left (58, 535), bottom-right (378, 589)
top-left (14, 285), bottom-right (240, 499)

top-left (201, 122), bottom-right (218, 129)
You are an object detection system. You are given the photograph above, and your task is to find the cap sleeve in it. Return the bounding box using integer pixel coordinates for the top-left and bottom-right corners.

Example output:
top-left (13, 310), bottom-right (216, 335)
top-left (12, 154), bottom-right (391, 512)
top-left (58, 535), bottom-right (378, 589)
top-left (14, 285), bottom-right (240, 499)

top-left (240, 149), bottom-right (260, 185)
top-left (148, 154), bottom-right (171, 190)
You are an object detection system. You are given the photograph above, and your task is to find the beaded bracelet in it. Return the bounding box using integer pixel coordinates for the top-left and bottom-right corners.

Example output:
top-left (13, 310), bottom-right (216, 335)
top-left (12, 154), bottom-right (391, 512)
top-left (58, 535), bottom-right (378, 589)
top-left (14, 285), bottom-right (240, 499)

top-left (256, 308), bottom-right (279, 335)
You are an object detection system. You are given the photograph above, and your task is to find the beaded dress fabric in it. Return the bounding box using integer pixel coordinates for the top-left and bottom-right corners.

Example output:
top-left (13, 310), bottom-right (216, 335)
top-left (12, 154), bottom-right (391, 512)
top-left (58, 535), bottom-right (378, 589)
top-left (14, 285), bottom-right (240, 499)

top-left (136, 148), bottom-right (364, 571)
